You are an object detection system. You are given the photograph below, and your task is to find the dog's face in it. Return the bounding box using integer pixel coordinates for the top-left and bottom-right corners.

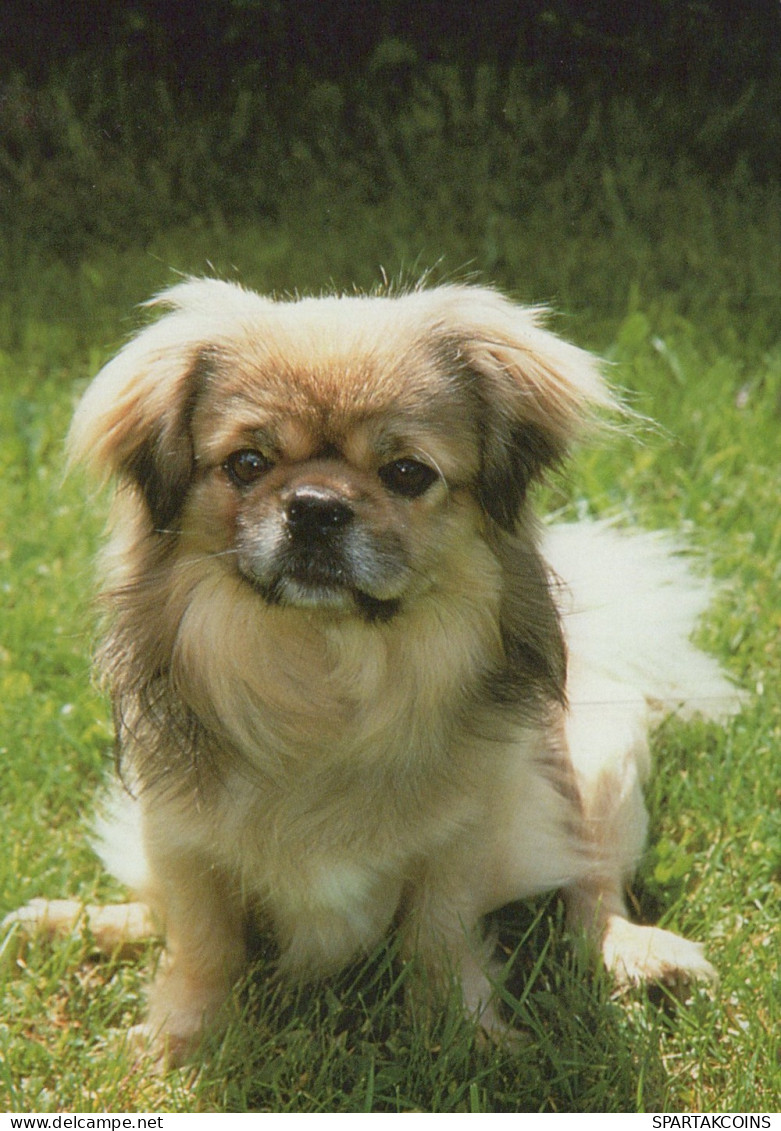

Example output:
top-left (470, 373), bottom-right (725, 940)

top-left (182, 313), bottom-right (485, 622)
top-left (69, 282), bottom-right (612, 625)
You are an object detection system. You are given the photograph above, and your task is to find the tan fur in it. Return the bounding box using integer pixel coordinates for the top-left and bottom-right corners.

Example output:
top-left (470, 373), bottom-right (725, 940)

top-left (6, 282), bottom-right (735, 1065)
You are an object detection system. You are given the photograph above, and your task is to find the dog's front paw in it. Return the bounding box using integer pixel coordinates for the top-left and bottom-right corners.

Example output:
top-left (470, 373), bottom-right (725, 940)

top-left (602, 915), bottom-right (717, 987)
top-left (126, 1021), bottom-right (202, 1072)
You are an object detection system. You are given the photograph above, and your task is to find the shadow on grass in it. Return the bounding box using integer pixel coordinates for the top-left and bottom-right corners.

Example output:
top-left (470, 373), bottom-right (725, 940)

top-left (186, 898), bottom-right (675, 1113)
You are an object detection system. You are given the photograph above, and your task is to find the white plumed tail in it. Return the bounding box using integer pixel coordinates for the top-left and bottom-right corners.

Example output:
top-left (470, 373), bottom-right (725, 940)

top-left (544, 519), bottom-right (743, 723)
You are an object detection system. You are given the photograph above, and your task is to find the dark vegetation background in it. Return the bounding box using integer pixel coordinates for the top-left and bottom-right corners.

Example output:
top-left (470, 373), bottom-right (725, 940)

top-left (2, 0), bottom-right (779, 270)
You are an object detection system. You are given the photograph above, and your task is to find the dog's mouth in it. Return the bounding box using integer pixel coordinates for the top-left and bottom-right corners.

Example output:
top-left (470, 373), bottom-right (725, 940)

top-left (246, 561), bottom-right (402, 624)
top-left (234, 506), bottom-right (409, 624)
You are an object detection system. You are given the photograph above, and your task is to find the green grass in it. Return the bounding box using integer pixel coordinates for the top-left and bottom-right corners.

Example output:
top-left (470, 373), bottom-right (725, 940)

top-left (1, 67), bottom-right (780, 1111)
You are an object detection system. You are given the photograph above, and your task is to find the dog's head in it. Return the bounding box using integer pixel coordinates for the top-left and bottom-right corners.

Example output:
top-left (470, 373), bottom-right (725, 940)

top-left (69, 280), bottom-right (613, 622)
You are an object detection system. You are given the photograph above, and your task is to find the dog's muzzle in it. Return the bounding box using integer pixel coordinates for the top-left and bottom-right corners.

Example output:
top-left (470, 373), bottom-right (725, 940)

top-left (238, 486), bottom-right (403, 623)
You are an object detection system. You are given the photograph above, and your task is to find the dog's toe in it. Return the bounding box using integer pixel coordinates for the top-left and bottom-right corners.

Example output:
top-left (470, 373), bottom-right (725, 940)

top-left (126, 1021), bottom-right (200, 1072)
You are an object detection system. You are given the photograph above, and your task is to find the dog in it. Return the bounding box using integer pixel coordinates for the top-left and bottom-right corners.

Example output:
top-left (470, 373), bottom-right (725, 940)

top-left (5, 280), bottom-right (740, 1064)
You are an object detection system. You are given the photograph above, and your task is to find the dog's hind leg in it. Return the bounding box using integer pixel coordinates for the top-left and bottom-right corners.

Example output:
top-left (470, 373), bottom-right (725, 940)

top-left (561, 684), bottom-right (716, 986)
top-left (565, 881), bottom-right (717, 987)
top-left (2, 897), bottom-right (156, 957)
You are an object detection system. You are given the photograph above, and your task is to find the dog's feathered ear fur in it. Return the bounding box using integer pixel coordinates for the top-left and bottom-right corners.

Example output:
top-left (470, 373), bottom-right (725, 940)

top-left (68, 279), bottom-right (271, 530)
top-left (427, 286), bottom-right (617, 530)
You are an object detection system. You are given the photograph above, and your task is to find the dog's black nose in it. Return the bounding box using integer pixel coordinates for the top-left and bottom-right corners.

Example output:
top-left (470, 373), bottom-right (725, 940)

top-left (285, 488), bottom-right (354, 535)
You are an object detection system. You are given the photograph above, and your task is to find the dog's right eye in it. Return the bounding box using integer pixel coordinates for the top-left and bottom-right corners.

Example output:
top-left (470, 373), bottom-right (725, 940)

top-left (223, 450), bottom-right (273, 487)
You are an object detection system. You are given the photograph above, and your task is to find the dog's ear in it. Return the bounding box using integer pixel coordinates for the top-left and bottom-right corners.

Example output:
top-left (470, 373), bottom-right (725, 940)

top-left (68, 279), bottom-right (267, 531)
top-left (430, 286), bottom-right (617, 530)
top-left (68, 315), bottom-right (206, 531)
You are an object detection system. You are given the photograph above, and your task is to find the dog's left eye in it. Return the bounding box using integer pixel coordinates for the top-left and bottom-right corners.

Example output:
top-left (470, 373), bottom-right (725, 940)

top-left (378, 458), bottom-right (438, 498)
top-left (223, 449), bottom-right (273, 487)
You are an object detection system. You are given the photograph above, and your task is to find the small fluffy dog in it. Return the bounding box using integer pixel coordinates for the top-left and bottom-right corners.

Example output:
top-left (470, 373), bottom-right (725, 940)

top-left (8, 281), bottom-right (739, 1063)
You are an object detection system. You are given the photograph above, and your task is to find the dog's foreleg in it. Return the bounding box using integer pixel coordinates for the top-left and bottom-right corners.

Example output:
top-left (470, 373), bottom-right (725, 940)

top-left (131, 853), bottom-right (248, 1067)
top-left (399, 858), bottom-right (509, 1038)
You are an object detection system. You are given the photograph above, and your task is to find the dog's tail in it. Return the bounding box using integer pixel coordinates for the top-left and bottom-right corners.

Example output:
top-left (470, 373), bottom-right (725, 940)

top-left (544, 519), bottom-right (744, 722)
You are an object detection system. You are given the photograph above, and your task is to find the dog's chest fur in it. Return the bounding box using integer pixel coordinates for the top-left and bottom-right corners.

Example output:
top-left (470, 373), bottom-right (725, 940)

top-left (142, 592), bottom-right (557, 970)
